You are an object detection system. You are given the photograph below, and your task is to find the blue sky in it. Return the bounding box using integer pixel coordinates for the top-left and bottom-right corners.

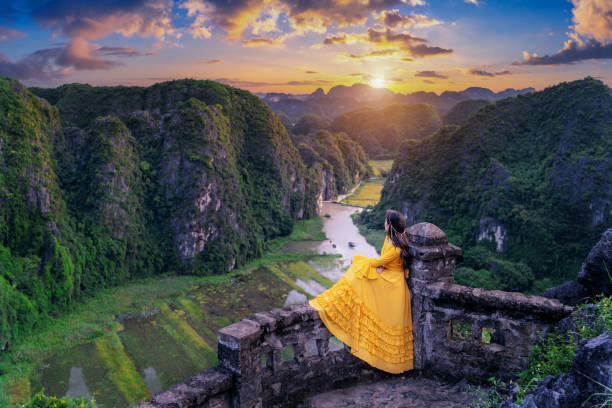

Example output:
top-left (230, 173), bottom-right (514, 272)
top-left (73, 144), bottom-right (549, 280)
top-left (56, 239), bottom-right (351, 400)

top-left (0, 0), bottom-right (610, 93)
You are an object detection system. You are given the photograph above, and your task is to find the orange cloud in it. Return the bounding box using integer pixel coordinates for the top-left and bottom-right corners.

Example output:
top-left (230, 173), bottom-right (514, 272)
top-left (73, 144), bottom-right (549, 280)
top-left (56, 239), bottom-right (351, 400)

top-left (341, 49), bottom-right (400, 59)
top-left (373, 9), bottom-right (442, 28)
top-left (467, 68), bottom-right (512, 76)
top-left (203, 59), bottom-right (223, 64)
top-left (323, 27), bottom-right (452, 58)
top-left (242, 36), bottom-right (284, 46)
top-left (571, 0), bottom-right (612, 42)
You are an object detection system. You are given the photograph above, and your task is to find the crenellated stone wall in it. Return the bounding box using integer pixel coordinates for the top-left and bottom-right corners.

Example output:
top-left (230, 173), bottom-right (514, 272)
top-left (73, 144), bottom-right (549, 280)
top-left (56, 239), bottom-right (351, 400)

top-left (136, 222), bottom-right (573, 408)
top-left (405, 222), bottom-right (573, 380)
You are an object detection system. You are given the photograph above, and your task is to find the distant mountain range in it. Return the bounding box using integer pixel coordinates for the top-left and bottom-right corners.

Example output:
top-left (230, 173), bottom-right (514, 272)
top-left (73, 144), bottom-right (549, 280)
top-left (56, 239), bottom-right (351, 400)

top-left (257, 83), bottom-right (535, 120)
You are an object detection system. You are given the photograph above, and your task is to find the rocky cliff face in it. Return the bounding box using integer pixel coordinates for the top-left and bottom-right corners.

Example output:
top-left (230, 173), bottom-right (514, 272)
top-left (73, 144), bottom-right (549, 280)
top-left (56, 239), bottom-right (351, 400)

top-left (360, 77), bottom-right (612, 286)
top-left (0, 77), bottom-right (339, 342)
top-left (294, 129), bottom-right (368, 201)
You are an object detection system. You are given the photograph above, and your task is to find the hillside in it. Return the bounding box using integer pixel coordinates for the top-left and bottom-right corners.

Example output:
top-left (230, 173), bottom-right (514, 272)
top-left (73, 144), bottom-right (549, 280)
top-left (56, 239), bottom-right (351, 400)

top-left (294, 130), bottom-right (369, 201)
top-left (443, 99), bottom-right (490, 125)
top-left (358, 77), bottom-right (612, 292)
top-left (0, 77), bottom-right (362, 344)
top-left (329, 104), bottom-right (442, 158)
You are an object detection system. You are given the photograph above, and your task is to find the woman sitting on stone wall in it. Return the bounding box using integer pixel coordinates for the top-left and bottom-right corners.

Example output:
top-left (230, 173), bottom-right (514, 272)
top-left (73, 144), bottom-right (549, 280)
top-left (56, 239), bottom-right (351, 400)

top-left (309, 209), bottom-right (414, 373)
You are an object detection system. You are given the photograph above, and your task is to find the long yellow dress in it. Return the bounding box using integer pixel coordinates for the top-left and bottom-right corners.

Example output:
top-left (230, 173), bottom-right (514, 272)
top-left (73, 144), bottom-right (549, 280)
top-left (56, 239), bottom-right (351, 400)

top-left (309, 235), bottom-right (414, 373)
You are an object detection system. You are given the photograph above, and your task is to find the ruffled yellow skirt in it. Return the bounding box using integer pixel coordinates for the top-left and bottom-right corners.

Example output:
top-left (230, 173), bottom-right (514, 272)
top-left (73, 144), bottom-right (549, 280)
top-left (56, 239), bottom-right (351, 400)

top-left (309, 255), bottom-right (414, 374)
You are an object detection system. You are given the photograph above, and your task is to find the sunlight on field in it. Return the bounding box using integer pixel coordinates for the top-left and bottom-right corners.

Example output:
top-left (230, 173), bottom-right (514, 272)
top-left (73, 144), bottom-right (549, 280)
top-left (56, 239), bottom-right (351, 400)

top-left (342, 160), bottom-right (392, 207)
top-left (342, 179), bottom-right (385, 207)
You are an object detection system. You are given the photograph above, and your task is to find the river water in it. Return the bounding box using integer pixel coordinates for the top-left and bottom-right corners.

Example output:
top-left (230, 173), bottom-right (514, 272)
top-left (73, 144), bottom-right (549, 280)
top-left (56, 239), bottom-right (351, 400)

top-left (281, 202), bottom-right (380, 282)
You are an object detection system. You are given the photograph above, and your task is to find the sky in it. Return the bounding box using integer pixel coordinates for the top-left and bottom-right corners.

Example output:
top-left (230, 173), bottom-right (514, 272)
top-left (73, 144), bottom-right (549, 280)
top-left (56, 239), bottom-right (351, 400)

top-left (0, 0), bottom-right (611, 94)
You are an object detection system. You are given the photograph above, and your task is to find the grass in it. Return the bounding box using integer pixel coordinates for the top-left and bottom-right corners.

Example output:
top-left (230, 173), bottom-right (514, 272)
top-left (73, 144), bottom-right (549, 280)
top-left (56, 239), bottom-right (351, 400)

top-left (352, 213), bottom-right (386, 251)
top-left (0, 216), bottom-right (338, 406)
top-left (94, 332), bottom-right (151, 405)
top-left (341, 160), bottom-right (393, 208)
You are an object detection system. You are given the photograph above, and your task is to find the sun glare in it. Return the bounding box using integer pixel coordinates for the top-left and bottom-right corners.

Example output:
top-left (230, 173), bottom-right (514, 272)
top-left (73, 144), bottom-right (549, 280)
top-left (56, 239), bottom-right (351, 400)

top-left (371, 77), bottom-right (385, 88)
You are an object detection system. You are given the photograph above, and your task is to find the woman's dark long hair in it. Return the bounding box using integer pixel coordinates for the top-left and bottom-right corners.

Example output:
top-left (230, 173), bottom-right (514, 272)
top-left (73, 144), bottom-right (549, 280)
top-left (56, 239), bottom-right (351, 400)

top-left (385, 209), bottom-right (412, 270)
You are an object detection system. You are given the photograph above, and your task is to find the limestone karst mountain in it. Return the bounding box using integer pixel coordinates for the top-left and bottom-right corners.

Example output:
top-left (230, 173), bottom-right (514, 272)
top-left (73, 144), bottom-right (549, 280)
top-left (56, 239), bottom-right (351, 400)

top-left (260, 83), bottom-right (534, 120)
top-left (359, 77), bottom-right (612, 291)
top-left (0, 77), bottom-right (364, 343)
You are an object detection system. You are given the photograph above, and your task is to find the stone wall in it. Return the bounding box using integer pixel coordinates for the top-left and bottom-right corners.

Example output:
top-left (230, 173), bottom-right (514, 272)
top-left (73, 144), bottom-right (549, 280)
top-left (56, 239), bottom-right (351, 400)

top-left (137, 222), bottom-right (574, 408)
top-left (405, 222), bottom-right (573, 381)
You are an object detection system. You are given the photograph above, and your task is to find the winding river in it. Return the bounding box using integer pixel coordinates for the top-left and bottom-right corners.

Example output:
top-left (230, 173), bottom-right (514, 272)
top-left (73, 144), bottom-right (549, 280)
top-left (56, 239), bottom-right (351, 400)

top-left (282, 201), bottom-right (379, 282)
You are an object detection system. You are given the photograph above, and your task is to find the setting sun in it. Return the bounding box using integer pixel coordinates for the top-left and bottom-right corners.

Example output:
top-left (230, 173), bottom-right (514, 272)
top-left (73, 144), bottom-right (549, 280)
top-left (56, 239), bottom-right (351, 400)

top-left (371, 77), bottom-right (386, 88)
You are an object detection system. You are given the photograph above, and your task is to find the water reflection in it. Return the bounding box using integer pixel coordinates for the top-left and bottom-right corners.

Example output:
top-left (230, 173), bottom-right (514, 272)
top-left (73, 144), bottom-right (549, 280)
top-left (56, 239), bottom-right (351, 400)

top-left (66, 367), bottom-right (90, 399)
top-left (282, 202), bottom-right (380, 282)
top-left (142, 366), bottom-right (162, 395)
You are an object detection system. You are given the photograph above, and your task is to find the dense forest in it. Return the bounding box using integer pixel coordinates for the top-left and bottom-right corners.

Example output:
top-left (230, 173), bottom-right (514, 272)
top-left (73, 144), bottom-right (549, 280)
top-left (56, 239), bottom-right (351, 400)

top-left (286, 104), bottom-right (442, 159)
top-left (0, 77), bottom-right (366, 344)
top-left (359, 77), bottom-right (612, 292)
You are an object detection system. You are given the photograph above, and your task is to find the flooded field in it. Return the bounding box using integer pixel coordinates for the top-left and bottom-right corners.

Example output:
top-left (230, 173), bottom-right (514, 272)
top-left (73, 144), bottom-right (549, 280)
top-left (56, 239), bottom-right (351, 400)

top-left (9, 173), bottom-right (386, 407)
top-left (25, 256), bottom-right (354, 407)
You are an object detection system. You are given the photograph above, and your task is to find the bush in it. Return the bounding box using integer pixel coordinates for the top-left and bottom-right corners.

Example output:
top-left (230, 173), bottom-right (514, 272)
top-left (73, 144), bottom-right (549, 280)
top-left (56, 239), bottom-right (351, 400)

top-left (21, 392), bottom-right (96, 408)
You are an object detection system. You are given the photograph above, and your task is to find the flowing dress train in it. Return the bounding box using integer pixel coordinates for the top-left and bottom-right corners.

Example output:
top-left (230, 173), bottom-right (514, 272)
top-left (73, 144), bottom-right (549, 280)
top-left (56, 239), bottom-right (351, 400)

top-left (309, 235), bottom-right (414, 374)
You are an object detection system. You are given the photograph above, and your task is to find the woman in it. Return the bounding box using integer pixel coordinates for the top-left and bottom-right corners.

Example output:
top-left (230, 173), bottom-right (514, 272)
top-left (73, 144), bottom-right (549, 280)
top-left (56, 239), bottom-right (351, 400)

top-left (309, 209), bottom-right (414, 374)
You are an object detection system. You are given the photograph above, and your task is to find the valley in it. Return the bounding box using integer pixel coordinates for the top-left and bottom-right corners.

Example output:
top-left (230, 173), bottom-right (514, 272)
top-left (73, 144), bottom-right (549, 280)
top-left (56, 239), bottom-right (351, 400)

top-left (0, 171), bottom-right (385, 406)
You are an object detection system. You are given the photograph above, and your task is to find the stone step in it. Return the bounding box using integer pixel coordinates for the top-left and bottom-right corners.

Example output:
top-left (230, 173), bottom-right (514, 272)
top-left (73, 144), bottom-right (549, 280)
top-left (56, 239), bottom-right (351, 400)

top-left (306, 376), bottom-right (480, 408)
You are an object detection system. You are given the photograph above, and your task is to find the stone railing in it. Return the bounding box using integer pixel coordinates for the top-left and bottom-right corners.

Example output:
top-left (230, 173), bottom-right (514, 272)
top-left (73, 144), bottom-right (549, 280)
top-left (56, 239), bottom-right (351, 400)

top-left (137, 222), bottom-right (573, 408)
top-left (406, 223), bottom-right (573, 380)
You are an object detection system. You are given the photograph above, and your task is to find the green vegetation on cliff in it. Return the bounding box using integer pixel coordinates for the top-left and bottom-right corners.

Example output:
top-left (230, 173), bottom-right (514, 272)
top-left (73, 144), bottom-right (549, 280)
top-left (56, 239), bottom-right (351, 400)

top-left (329, 103), bottom-right (442, 159)
top-left (294, 129), bottom-right (369, 200)
top-left (359, 78), bottom-right (612, 292)
top-left (1, 76), bottom-right (351, 347)
top-left (443, 99), bottom-right (490, 125)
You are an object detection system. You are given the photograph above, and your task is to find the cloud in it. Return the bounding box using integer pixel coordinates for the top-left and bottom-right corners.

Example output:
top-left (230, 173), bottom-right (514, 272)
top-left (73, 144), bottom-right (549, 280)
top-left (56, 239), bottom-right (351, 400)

top-left (341, 48), bottom-right (399, 59)
top-left (96, 46), bottom-right (140, 57)
top-left (322, 27), bottom-right (452, 58)
top-left (467, 68), bottom-right (512, 76)
top-left (0, 26), bottom-right (25, 41)
top-left (422, 79), bottom-right (435, 84)
top-left (464, 0), bottom-right (480, 5)
top-left (373, 9), bottom-right (442, 28)
top-left (189, 14), bottom-right (212, 39)
top-left (0, 38), bottom-right (121, 80)
top-left (31, 0), bottom-right (179, 42)
top-left (415, 70), bottom-right (447, 79)
top-left (514, 39), bottom-right (612, 65)
top-left (212, 77), bottom-right (330, 88)
top-left (285, 79), bottom-right (331, 85)
top-left (203, 58), bottom-right (223, 64)
top-left (1, 0), bottom-right (182, 80)
top-left (571, 0), bottom-right (612, 42)
top-left (196, 0), bottom-right (412, 40)
top-left (305, 70), bottom-right (318, 74)
top-left (517, 0), bottom-right (612, 66)
top-left (242, 36), bottom-right (284, 46)
top-left (408, 43), bottom-right (453, 57)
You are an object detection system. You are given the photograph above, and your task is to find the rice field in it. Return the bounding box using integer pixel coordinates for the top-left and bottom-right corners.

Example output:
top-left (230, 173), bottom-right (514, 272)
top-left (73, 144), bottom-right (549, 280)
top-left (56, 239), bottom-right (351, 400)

top-left (341, 179), bottom-right (385, 207)
top-left (342, 160), bottom-right (393, 207)
top-left (1, 216), bottom-right (339, 407)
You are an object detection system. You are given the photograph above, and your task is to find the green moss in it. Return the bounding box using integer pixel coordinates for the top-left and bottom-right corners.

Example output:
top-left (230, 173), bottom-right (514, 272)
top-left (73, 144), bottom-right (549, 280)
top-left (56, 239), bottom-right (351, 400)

top-left (94, 332), bottom-right (151, 405)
